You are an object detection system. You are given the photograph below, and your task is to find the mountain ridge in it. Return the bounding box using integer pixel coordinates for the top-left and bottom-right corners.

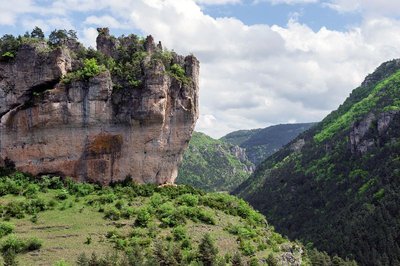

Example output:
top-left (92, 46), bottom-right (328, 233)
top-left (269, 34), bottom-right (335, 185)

top-left (222, 123), bottom-right (315, 165)
top-left (176, 132), bottom-right (254, 192)
top-left (234, 59), bottom-right (400, 265)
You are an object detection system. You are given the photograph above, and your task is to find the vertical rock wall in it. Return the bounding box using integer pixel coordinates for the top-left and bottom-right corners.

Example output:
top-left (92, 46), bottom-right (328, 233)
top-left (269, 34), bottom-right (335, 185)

top-left (0, 31), bottom-right (199, 185)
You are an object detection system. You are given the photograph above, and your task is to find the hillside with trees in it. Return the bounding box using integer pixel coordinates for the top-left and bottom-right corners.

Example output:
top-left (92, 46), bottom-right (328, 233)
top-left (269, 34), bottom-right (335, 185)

top-left (234, 59), bottom-right (400, 265)
top-left (222, 123), bottom-right (315, 165)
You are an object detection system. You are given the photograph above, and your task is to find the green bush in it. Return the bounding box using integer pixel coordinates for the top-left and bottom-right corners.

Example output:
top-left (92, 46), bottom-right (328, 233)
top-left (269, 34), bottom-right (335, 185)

top-left (25, 198), bottom-right (47, 214)
top-left (135, 207), bottom-right (151, 227)
top-left (226, 224), bottom-right (258, 239)
top-left (198, 234), bottom-right (218, 266)
top-left (168, 64), bottom-right (190, 85)
top-left (177, 194), bottom-right (199, 207)
top-left (0, 222), bottom-right (14, 238)
top-left (172, 225), bottom-right (187, 241)
top-left (25, 237), bottom-right (42, 251)
top-left (4, 201), bottom-right (25, 219)
top-left (62, 58), bottom-right (106, 84)
top-left (197, 209), bottom-right (216, 225)
top-left (55, 189), bottom-right (69, 200)
top-left (157, 202), bottom-right (186, 227)
top-left (104, 207), bottom-right (121, 221)
top-left (23, 183), bottom-right (40, 197)
top-left (1, 51), bottom-right (15, 61)
top-left (239, 240), bottom-right (256, 256)
top-left (0, 235), bottom-right (42, 254)
top-left (149, 193), bottom-right (164, 207)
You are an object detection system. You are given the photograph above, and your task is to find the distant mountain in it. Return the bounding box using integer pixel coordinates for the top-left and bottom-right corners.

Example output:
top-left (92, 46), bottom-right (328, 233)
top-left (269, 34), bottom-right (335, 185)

top-left (176, 132), bottom-right (254, 192)
top-left (234, 59), bottom-right (400, 265)
top-left (222, 123), bottom-right (315, 165)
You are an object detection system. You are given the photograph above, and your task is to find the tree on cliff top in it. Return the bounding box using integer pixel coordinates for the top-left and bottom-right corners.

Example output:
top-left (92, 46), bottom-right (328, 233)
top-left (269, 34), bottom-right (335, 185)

top-left (30, 26), bottom-right (45, 40)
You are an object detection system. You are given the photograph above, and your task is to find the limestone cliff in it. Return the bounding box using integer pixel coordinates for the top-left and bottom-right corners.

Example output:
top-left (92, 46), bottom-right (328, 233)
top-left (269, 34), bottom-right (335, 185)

top-left (0, 28), bottom-right (199, 185)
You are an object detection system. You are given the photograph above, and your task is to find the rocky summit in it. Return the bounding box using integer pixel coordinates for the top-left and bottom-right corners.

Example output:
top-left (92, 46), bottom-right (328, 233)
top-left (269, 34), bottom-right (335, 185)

top-left (0, 28), bottom-right (199, 185)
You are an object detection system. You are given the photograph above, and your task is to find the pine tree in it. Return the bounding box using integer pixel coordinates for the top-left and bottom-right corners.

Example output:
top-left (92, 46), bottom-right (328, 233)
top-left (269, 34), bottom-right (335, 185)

top-left (198, 233), bottom-right (218, 266)
top-left (231, 252), bottom-right (243, 266)
top-left (30, 26), bottom-right (45, 39)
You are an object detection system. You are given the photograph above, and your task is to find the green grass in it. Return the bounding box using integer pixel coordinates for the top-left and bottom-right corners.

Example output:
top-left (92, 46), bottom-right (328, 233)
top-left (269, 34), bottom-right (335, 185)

top-left (0, 171), bottom-right (306, 265)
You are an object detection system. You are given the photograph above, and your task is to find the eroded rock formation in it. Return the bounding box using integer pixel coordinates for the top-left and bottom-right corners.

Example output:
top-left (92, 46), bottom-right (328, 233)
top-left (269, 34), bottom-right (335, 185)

top-left (349, 110), bottom-right (399, 154)
top-left (0, 29), bottom-right (199, 184)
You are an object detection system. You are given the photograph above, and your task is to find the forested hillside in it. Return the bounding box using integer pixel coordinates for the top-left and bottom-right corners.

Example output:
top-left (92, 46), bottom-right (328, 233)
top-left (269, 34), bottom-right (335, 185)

top-left (222, 123), bottom-right (315, 165)
top-left (234, 59), bottom-right (400, 266)
top-left (177, 132), bottom-right (254, 192)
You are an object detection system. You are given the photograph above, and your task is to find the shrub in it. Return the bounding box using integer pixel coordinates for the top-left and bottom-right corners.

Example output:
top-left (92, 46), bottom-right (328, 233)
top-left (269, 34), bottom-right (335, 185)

top-left (67, 181), bottom-right (95, 197)
top-left (104, 207), bottom-right (121, 221)
top-left (226, 224), bottom-right (258, 239)
top-left (198, 234), bottom-right (218, 266)
top-left (114, 200), bottom-right (125, 210)
top-left (239, 240), bottom-right (256, 256)
top-left (47, 176), bottom-right (64, 189)
top-left (23, 183), bottom-right (40, 197)
top-left (197, 209), bottom-right (216, 225)
top-left (177, 194), bottom-right (199, 207)
top-left (172, 225), bottom-right (187, 241)
top-left (0, 222), bottom-right (14, 238)
top-left (149, 193), bottom-right (164, 207)
top-left (158, 202), bottom-right (186, 227)
top-left (25, 198), bottom-right (47, 214)
top-left (25, 237), bottom-right (42, 251)
top-left (54, 260), bottom-right (70, 266)
top-left (231, 252), bottom-right (243, 266)
top-left (0, 235), bottom-right (42, 254)
top-left (55, 189), bottom-right (69, 200)
top-left (169, 64), bottom-right (190, 85)
top-left (120, 207), bottom-right (134, 219)
top-left (4, 201), bottom-right (25, 219)
top-left (135, 207), bottom-right (151, 227)
top-left (1, 51), bottom-right (15, 61)
top-left (62, 58), bottom-right (106, 83)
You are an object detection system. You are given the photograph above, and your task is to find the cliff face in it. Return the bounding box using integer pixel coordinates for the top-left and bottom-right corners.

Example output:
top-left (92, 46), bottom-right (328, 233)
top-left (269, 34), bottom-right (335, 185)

top-left (0, 29), bottom-right (199, 185)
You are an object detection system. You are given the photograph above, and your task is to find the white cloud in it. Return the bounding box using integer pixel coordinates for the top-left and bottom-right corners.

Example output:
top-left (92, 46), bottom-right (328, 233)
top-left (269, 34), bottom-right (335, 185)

top-left (79, 27), bottom-right (98, 48)
top-left (254, 0), bottom-right (318, 5)
top-left (84, 15), bottom-right (128, 29)
top-left (121, 0), bottom-right (400, 137)
top-left (3, 0), bottom-right (400, 138)
top-left (21, 17), bottom-right (75, 33)
top-left (326, 0), bottom-right (400, 16)
top-left (195, 0), bottom-right (241, 4)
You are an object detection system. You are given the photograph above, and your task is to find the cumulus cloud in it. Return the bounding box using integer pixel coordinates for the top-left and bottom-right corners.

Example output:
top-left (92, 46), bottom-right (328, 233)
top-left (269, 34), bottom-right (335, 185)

top-left (119, 0), bottom-right (400, 137)
top-left (0, 0), bottom-right (65, 26)
top-left (79, 27), bottom-right (98, 48)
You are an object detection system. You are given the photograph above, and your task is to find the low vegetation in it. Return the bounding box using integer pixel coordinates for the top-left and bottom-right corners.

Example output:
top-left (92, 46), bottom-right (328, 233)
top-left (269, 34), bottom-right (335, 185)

top-left (0, 27), bottom-right (191, 92)
top-left (0, 170), bottom-right (322, 265)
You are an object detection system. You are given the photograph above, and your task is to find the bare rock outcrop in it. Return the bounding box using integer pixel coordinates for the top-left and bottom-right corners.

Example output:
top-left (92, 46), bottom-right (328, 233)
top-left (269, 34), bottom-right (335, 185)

top-left (349, 110), bottom-right (399, 154)
top-left (0, 30), bottom-right (199, 185)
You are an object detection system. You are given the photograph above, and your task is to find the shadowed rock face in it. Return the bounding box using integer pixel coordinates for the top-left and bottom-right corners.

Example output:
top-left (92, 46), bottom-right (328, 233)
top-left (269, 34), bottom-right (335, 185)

top-left (0, 31), bottom-right (199, 185)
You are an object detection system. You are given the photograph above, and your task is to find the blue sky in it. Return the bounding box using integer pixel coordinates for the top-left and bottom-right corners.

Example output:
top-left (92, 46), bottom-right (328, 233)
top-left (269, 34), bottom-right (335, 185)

top-left (1, 0), bottom-right (400, 137)
top-left (0, 1), bottom-right (362, 37)
top-left (201, 1), bottom-right (361, 31)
